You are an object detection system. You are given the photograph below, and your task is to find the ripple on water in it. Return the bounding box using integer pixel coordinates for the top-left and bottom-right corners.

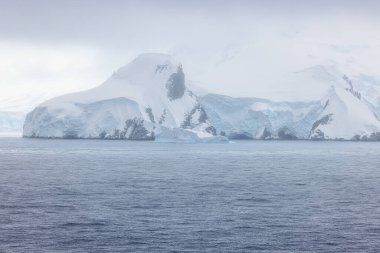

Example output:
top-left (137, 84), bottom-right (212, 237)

top-left (0, 138), bottom-right (379, 252)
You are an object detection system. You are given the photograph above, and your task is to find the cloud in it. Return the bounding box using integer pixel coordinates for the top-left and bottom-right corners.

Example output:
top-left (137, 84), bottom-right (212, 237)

top-left (1, 0), bottom-right (380, 106)
top-left (0, 42), bottom-right (107, 97)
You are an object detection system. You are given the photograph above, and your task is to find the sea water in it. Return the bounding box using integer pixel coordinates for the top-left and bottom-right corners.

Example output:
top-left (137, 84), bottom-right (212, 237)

top-left (0, 138), bottom-right (379, 252)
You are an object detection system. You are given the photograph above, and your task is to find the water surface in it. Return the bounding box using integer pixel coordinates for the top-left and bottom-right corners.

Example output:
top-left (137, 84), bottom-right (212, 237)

top-left (0, 138), bottom-right (380, 252)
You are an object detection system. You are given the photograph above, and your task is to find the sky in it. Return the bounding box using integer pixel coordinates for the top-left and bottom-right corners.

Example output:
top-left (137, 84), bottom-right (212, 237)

top-left (1, 0), bottom-right (380, 111)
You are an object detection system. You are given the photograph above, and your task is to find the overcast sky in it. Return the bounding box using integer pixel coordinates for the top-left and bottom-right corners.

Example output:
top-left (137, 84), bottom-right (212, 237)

top-left (1, 0), bottom-right (380, 109)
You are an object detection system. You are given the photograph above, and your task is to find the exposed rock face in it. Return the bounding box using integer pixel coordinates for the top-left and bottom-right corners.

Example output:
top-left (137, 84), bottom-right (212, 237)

top-left (205, 126), bottom-right (217, 136)
top-left (166, 64), bottom-right (186, 101)
top-left (343, 75), bottom-right (361, 100)
top-left (145, 107), bottom-right (155, 123)
top-left (260, 128), bottom-right (272, 140)
top-left (158, 109), bottom-right (166, 125)
top-left (359, 132), bottom-right (380, 141)
top-left (124, 118), bottom-right (154, 140)
top-left (310, 129), bottom-right (326, 140)
top-left (278, 127), bottom-right (298, 140)
top-left (310, 114), bottom-right (333, 139)
top-left (228, 132), bottom-right (254, 140)
top-left (181, 103), bottom-right (209, 129)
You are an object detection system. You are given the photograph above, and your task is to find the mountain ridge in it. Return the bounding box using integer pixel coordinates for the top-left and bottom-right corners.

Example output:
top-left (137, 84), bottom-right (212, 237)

top-left (22, 53), bottom-right (380, 141)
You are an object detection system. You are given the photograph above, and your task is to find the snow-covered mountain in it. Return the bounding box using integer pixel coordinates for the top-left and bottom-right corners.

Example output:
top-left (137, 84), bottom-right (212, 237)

top-left (23, 54), bottom-right (221, 142)
top-left (0, 92), bottom-right (54, 135)
top-left (23, 54), bottom-right (380, 141)
top-left (299, 66), bottom-right (380, 140)
top-left (310, 86), bottom-right (380, 141)
top-left (0, 111), bottom-right (25, 134)
top-left (201, 66), bottom-right (380, 141)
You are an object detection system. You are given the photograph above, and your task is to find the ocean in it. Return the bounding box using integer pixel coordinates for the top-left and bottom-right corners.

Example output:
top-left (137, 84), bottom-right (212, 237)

top-left (1, 138), bottom-right (379, 252)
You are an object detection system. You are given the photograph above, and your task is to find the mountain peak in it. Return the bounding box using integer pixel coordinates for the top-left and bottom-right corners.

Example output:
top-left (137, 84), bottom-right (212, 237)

top-left (109, 53), bottom-right (180, 85)
top-left (116, 53), bottom-right (177, 74)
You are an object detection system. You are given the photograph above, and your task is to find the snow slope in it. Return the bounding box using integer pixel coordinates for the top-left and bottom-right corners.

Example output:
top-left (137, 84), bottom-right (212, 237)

top-left (23, 53), bottom-right (218, 141)
top-left (310, 86), bottom-right (380, 140)
top-left (23, 54), bottom-right (380, 141)
top-left (201, 65), bottom-right (380, 140)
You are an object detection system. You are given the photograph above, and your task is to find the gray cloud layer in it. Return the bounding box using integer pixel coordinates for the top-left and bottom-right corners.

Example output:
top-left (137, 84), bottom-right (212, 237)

top-left (1, 0), bottom-right (380, 103)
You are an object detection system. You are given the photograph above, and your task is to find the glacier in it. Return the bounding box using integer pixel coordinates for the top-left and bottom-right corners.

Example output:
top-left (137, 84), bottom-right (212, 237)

top-left (154, 126), bottom-right (229, 143)
top-left (23, 54), bottom-right (380, 141)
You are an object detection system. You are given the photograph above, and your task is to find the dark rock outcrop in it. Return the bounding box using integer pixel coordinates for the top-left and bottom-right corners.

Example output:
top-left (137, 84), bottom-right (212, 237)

top-left (278, 128), bottom-right (298, 140)
top-left (124, 118), bottom-right (154, 140)
top-left (228, 132), bottom-right (254, 140)
top-left (311, 114), bottom-right (333, 132)
top-left (166, 64), bottom-right (186, 101)
top-left (181, 103), bottom-right (209, 129)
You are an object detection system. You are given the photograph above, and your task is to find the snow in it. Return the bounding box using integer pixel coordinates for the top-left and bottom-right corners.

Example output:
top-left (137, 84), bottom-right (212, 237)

top-left (0, 92), bottom-right (55, 135)
top-left (200, 94), bottom-right (321, 139)
top-left (201, 65), bottom-right (380, 140)
top-left (41, 53), bottom-right (179, 105)
top-left (23, 53), bottom-right (380, 141)
top-left (155, 126), bottom-right (228, 143)
top-left (24, 54), bottom-right (215, 140)
top-left (311, 86), bottom-right (380, 140)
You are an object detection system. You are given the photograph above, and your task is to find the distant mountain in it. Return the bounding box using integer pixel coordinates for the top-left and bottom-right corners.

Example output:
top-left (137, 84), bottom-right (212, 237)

top-left (0, 92), bottom-right (54, 135)
top-left (202, 66), bottom-right (380, 140)
top-left (0, 111), bottom-right (25, 133)
top-left (23, 54), bottom-right (221, 142)
top-left (23, 54), bottom-right (380, 141)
